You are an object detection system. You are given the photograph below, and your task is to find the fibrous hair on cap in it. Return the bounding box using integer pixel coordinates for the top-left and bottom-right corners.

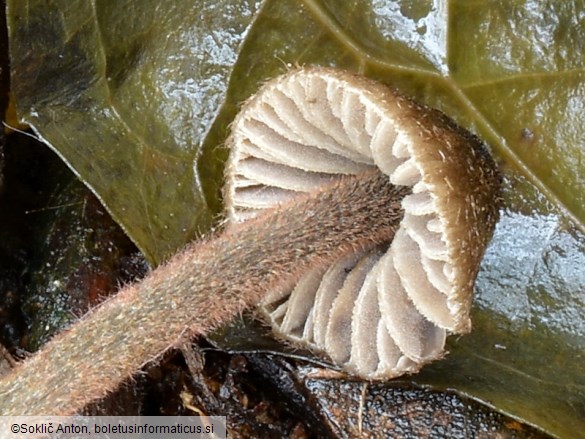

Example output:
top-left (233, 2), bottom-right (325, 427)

top-left (224, 67), bottom-right (501, 379)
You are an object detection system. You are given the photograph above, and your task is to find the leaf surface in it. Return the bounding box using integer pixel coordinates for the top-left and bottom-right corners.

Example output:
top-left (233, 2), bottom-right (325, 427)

top-left (7, 1), bottom-right (585, 437)
top-left (8, 0), bottom-right (264, 262)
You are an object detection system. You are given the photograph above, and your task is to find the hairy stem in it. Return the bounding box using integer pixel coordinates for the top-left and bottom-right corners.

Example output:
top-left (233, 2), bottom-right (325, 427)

top-left (0, 171), bottom-right (407, 415)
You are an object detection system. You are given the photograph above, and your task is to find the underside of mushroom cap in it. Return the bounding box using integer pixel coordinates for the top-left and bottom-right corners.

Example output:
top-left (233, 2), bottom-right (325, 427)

top-left (224, 67), bottom-right (500, 379)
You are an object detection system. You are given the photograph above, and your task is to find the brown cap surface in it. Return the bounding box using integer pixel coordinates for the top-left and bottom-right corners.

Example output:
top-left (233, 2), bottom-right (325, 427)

top-left (224, 67), bottom-right (500, 379)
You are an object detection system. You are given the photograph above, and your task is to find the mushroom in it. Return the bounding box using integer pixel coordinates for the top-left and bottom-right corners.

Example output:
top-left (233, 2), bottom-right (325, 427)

top-left (224, 67), bottom-right (501, 379)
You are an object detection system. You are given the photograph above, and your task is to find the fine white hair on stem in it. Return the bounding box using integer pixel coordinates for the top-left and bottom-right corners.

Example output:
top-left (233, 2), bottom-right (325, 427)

top-left (224, 67), bottom-right (501, 379)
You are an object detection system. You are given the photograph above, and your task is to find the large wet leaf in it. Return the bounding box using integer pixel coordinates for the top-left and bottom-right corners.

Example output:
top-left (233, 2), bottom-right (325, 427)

top-left (7, 0), bottom-right (585, 437)
top-left (7, 0), bottom-right (265, 263)
top-left (414, 172), bottom-right (585, 438)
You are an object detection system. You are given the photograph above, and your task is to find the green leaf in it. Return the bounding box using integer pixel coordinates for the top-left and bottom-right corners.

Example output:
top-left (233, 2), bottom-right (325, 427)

top-left (414, 172), bottom-right (585, 439)
top-left (7, 0), bottom-right (585, 437)
top-left (7, 0), bottom-right (264, 263)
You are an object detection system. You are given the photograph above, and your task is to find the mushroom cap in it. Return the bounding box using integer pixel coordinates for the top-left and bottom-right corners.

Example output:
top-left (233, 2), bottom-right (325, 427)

top-left (224, 67), bottom-right (500, 379)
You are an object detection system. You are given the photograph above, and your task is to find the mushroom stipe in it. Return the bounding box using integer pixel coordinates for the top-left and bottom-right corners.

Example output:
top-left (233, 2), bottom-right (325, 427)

top-left (0, 171), bottom-right (410, 415)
